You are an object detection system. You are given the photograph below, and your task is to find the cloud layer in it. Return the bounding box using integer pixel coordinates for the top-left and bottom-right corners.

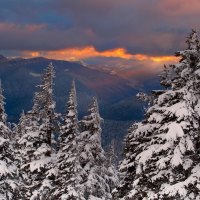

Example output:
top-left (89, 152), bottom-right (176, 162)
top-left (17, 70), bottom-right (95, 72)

top-left (0, 0), bottom-right (197, 81)
top-left (0, 0), bottom-right (199, 55)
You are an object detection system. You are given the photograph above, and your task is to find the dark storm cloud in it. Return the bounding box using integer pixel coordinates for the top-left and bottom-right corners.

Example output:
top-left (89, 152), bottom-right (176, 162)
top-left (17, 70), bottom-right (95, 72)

top-left (0, 0), bottom-right (199, 54)
top-left (0, 23), bottom-right (91, 51)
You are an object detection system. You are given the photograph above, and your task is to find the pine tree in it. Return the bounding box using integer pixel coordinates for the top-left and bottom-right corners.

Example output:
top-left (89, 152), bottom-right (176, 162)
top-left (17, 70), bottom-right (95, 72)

top-left (17, 63), bottom-right (57, 199)
top-left (114, 30), bottom-right (200, 199)
top-left (33, 62), bottom-right (56, 149)
top-left (14, 110), bottom-right (26, 166)
top-left (106, 140), bottom-right (118, 168)
top-left (16, 111), bottom-right (26, 139)
top-left (0, 81), bottom-right (6, 125)
top-left (105, 140), bottom-right (119, 193)
top-left (79, 97), bottom-right (117, 200)
top-left (113, 123), bottom-right (143, 199)
top-left (53, 81), bottom-right (84, 200)
top-left (0, 81), bottom-right (18, 199)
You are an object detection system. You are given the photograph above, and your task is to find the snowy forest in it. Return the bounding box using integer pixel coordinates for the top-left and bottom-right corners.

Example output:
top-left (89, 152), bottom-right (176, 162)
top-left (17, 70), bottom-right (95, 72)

top-left (1, 30), bottom-right (200, 200)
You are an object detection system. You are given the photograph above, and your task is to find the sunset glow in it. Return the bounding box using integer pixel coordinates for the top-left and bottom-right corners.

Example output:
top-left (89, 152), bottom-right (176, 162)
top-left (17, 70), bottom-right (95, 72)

top-left (22, 46), bottom-right (177, 64)
top-left (133, 54), bottom-right (177, 63)
top-left (22, 46), bottom-right (132, 60)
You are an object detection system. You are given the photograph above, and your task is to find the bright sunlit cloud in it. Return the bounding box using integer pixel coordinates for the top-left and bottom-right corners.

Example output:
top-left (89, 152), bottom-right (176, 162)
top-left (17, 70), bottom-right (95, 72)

top-left (21, 46), bottom-right (178, 64)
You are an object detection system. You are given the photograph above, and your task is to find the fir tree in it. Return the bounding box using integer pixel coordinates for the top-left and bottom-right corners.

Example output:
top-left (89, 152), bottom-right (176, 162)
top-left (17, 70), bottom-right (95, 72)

top-left (79, 97), bottom-right (117, 200)
top-left (0, 81), bottom-right (6, 125)
top-left (53, 81), bottom-right (84, 200)
top-left (114, 30), bottom-right (200, 199)
top-left (106, 140), bottom-right (118, 168)
top-left (105, 140), bottom-right (119, 193)
top-left (14, 110), bottom-right (26, 166)
top-left (17, 64), bottom-right (57, 199)
top-left (0, 81), bottom-right (18, 199)
top-left (33, 62), bottom-right (56, 149)
top-left (16, 111), bottom-right (26, 139)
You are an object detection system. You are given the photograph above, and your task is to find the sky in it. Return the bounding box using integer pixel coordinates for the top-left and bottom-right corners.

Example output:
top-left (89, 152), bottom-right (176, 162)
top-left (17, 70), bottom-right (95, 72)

top-left (0, 0), bottom-right (199, 79)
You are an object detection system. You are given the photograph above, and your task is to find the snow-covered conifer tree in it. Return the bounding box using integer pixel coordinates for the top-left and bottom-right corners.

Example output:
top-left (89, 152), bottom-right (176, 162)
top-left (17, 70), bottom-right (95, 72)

top-left (14, 110), bottom-right (26, 160)
top-left (105, 140), bottom-right (119, 193)
top-left (17, 64), bottom-right (57, 199)
top-left (114, 30), bottom-right (200, 199)
top-left (33, 62), bottom-right (56, 148)
top-left (0, 81), bottom-right (18, 199)
top-left (53, 81), bottom-right (84, 200)
top-left (106, 140), bottom-right (118, 168)
top-left (79, 97), bottom-right (117, 200)
top-left (16, 111), bottom-right (26, 140)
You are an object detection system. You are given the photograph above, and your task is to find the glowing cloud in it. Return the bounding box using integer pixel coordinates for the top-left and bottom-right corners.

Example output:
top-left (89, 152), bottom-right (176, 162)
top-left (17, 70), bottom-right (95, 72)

top-left (133, 54), bottom-right (177, 63)
top-left (22, 46), bottom-right (132, 60)
top-left (21, 46), bottom-right (177, 64)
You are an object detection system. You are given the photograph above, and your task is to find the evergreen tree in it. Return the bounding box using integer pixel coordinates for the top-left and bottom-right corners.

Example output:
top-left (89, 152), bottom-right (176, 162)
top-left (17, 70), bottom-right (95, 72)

top-left (105, 140), bottom-right (119, 193)
top-left (114, 30), bottom-right (200, 199)
top-left (33, 62), bottom-right (56, 148)
top-left (53, 81), bottom-right (84, 200)
top-left (0, 81), bottom-right (6, 125)
top-left (106, 140), bottom-right (118, 168)
top-left (14, 110), bottom-right (26, 167)
top-left (0, 81), bottom-right (18, 199)
top-left (79, 97), bottom-right (117, 200)
top-left (16, 111), bottom-right (26, 139)
top-left (17, 63), bottom-right (57, 199)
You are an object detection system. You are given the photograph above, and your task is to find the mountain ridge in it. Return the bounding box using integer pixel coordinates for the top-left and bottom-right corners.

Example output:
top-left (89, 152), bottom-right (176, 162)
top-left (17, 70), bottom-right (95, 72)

top-left (0, 55), bottom-right (143, 122)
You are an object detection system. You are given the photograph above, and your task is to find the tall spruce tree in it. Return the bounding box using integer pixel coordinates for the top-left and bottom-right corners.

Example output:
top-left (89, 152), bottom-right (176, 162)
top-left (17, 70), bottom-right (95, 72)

top-left (0, 81), bottom-right (18, 199)
top-left (106, 140), bottom-right (118, 169)
top-left (79, 97), bottom-right (117, 200)
top-left (14, 110), bottom-right (26, 167)
top-left (17, 63), bottom-right (57, 199)
top-left (53, 81), bottom-right (84, 200)
top-left (33, 62), bottom-right (56, 148)
top-left (105, 140), bottom-right (119, 193)
top-left (114, 30), bottom-right (200, 200)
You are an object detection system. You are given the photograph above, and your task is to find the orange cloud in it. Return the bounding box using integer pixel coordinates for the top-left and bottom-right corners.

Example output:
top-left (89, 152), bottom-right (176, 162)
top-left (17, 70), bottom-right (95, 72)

top-left (22, 46), bottom-right (177, 64)
top-left (134, 54), bottom-right (177, 63)
top-left (22, 46), bottom-right (132, 60)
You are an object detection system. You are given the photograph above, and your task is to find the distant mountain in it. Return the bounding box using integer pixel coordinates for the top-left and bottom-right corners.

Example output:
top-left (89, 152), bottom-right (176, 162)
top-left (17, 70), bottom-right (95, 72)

top-left (0, 56), bottom-right (161, 151)
top-left (0, 54), bottom-right (8, 62)
top-left (0, 56), bottom-right (143, 120)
